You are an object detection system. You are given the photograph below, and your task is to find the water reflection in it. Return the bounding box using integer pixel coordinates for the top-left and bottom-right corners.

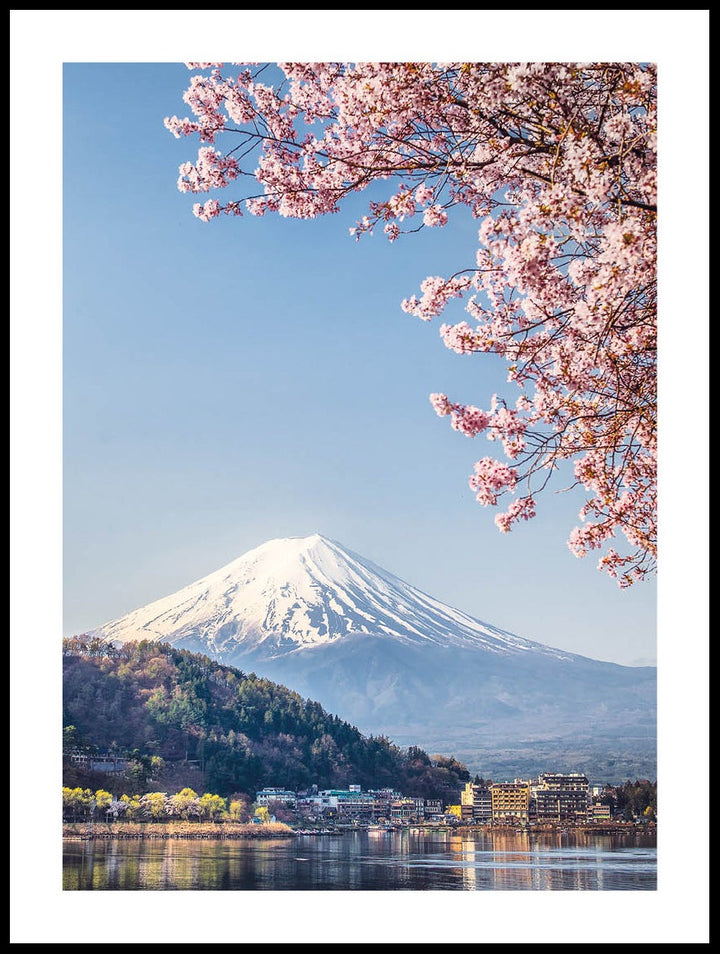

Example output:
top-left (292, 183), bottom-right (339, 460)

top-left (63, 829), bottom-right (656, 891)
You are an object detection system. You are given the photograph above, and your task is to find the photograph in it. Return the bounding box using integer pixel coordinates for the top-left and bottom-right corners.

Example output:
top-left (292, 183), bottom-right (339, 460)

top-left (10, 9), bottom-right (709, 946)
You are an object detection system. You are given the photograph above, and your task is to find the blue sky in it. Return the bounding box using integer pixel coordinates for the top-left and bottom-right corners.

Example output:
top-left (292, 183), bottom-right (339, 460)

top-left (11, 8), bottom-right (709, 947)
top-left (58, 58), bottom-right (666, 665)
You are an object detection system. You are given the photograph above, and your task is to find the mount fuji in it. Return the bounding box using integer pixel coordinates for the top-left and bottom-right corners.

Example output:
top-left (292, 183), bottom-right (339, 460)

top-left (87, 533), bottom-right (656, 781)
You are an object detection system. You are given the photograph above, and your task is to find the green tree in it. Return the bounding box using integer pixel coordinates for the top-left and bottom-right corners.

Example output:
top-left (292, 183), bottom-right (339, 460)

top-left (62, 786), bottom-right (94, 820)
top-left (126, 750), bottom-right (154, 787)
top-left (63, 725), bottom-right (89, 755)
top-left (142, 791), bottom-right (168, 820)
top-left (120, 793), bottom-right (143, 820)
top-left (198, 792), bottom-right (227, 822)
top-left (228, 795), bottom-right (250, 822)
top-left (94, 789), bottom-right (113, 818)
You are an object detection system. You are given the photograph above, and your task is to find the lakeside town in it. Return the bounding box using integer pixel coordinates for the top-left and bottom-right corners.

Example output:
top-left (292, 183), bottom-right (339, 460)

top-left (63, 770), bottom-right (657, 836)
top-left (251, 773), bottom-right (656, 831)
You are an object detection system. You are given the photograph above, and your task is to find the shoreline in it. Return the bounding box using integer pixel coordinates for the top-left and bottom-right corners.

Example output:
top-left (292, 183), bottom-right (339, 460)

top-left (62, 821), bottom-right (295, 840)
top-left (63, 820), bottom-right (653, 841)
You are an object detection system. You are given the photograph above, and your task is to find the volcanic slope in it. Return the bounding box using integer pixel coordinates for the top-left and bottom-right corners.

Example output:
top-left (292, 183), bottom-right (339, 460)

top-left (88, 533), bottom-right (656, 781)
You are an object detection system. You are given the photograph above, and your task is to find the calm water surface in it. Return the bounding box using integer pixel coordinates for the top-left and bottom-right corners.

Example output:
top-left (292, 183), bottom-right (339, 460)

top-left (63, 829), bottom-right (656, 890)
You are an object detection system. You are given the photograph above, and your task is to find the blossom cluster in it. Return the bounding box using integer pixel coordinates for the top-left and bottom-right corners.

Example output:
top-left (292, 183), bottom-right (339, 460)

top-left (165, 61), bottom-right (657, 585)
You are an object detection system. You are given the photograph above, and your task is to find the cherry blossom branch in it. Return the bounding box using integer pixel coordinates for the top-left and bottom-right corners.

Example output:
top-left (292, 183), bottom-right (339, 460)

top-left (165, 61), bottom-right (657, 585)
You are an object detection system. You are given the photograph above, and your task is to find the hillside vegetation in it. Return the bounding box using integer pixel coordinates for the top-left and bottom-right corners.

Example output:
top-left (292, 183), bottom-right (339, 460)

top-left (62, 636), bottom-right (470, 801)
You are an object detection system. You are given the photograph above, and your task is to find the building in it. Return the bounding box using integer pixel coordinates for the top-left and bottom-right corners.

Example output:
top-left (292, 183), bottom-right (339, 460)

top-left (297, 787), bottom-right (379, 820)
top-left (367, 789), bottom-right (402, 821)
top-left (331, 788), bottom-right (377, 818)
top-left (490, 783), bottom-right (530, 825)
top-left (67, 750), bottom-right (129, 774)
top-left (255, 788), bottom-right (297, 809)
top-left (390, 798), bottom-right (420, 823)
top-left (588, 802), bottom-right (612, 822)
top-left (538, 773), bottom-right (589, 792)
top-left (531, 773), bottom-right (589, 824)
top-left (461, 782), bottom-right (492, 824)
top-left (296, 792), bottom-right (337, 819)
top-left (424, 799), bottom-right (443, 818)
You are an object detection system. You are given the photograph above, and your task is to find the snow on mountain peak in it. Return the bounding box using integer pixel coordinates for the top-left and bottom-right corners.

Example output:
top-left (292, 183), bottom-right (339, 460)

top-left (89, 533), bottom-right (576, 663)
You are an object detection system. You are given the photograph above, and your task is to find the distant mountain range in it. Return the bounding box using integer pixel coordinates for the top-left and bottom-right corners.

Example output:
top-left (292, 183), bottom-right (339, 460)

top-left (88, 534), bottom-right (656, 782)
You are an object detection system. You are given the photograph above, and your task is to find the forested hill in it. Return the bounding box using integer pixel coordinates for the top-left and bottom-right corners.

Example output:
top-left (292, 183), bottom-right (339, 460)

top-left (62, 636), bottom-right (470, 801)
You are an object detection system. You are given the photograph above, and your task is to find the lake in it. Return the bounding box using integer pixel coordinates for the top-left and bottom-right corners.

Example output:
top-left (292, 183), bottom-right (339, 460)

top-left (63, 828), bottom-right (657, 890)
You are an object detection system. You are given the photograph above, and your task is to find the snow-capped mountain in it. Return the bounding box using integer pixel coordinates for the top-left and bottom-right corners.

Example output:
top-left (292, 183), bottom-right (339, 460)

top-left (93, 532), bottom-right (578, 662)
top-left (87, 533), bottom-right (656, 781)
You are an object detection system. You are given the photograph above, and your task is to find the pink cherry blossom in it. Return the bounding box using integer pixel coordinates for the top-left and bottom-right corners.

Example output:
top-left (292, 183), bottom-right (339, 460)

top-left (422, 205), bottom-right (448, 227)
top-left (495, 496), bottom-right (536, 533)
top-left (166, 61), bottom-right (657, 585)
